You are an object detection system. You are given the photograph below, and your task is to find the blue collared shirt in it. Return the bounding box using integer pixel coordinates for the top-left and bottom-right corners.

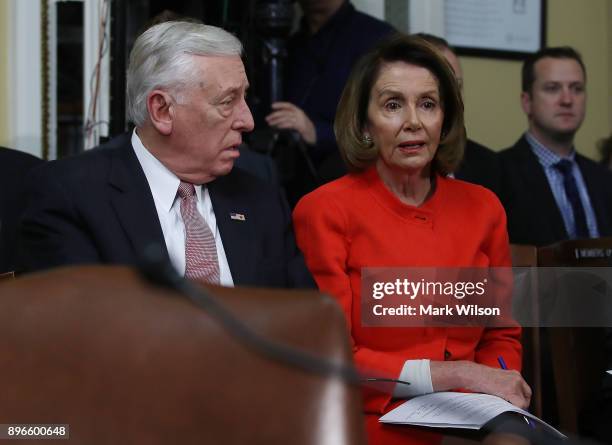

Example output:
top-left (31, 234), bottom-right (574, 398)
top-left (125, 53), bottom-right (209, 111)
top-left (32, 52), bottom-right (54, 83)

top-left (526, 132), bottom-right (599, 239)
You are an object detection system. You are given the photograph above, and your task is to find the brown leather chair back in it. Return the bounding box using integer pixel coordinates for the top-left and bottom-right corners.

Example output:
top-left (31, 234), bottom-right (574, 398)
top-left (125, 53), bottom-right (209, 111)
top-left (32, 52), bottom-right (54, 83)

top-left (0, 266), bottom-right (365, 444)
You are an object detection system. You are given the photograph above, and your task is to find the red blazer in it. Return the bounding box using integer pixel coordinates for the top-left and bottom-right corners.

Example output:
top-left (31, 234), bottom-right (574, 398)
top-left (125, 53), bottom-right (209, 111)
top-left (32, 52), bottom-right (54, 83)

top-left (293, 168), bottom-right (521, 417)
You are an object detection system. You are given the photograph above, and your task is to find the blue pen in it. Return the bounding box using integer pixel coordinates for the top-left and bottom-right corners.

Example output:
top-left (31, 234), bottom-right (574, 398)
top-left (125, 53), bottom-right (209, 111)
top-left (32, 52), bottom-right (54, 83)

top-left (497, 356), bottom-right (508, 370)
top-left (497, 356), bottom-right (536, 429)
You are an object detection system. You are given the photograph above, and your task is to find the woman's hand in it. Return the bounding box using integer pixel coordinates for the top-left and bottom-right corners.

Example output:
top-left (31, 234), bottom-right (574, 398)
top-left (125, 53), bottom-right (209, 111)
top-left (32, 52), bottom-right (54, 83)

top-left (461, 361), bottom-right (532, 409)
top-left (431, 361), bottom-right (532, 409)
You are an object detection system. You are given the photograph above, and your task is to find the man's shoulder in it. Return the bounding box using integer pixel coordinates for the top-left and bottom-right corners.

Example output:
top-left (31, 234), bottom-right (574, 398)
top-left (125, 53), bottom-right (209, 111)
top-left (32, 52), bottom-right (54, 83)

top-left (465, 139), bottom-right (497, 160)
top-left (0, 147), bottom-right (43, 168)
top-left (219, 165), bottom-right (273, 187)
top-left (576, 153), bottom-right (612, 182)
top-left (498, 136), bottom-right (536, 169)
top-left (0, 148), bottom-right (44, 188)
top-left (461, 139), bottom-right (500, 177)
top-left (577, 152), bottom-right (606, 169)
top-left (499, 135), bottom-right (529, 156)
top-left (233, 147), bottom-right (278, 185)
top-left (342, 3), bottom-right (395, 42)
top-left (210, 166), bottom-right (282, 203)
top-left (30, 134), bottom-right (131, 183)
top-left (351, 8), bottom-right (395, 33)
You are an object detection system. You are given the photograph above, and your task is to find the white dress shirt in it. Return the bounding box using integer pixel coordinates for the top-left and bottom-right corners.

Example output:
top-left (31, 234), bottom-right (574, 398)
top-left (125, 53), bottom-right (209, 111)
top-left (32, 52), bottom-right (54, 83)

top-left (131, 130), bottom-right (234, 286)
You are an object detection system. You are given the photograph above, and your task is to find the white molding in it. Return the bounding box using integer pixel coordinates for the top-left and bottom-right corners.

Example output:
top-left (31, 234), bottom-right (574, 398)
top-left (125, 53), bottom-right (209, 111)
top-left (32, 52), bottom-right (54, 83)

top-left (47, 0), bottom-right (58, 160)
top-left (352, 0), bottom-right (385, 20)
top-left (8, 0), bottom-right (42, 157)
top-left (83, 0), bottom-right (110, 149)
top-left (408, 0), bottom-right (445, 36)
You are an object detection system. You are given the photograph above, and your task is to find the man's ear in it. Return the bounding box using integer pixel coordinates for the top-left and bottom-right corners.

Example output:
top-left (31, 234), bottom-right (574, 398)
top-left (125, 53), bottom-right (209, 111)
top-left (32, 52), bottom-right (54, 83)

top-left (147, 90), bottom-right (174, 135)
top-left (520, 91), bottom-right (532, 117)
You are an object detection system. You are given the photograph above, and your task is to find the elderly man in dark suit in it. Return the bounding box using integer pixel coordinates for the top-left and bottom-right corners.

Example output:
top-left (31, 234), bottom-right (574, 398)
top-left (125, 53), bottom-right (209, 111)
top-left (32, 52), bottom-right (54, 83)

top-left (19, 21), bottom-right (312, 288)
top-left (0, 147), bottom-right (43, 274)
top-left (500, 46), bottom-right (612, 246)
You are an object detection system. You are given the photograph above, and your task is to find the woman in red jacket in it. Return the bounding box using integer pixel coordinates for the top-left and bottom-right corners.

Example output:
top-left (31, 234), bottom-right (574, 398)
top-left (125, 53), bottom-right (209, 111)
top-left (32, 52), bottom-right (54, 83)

top-left (293, 35), bottom-right (531, 443)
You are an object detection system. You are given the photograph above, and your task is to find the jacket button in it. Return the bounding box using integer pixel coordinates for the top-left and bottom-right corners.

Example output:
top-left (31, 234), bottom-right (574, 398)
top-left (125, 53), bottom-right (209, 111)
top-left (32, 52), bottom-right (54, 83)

top-left (444, 350), bottom-right (451, 360)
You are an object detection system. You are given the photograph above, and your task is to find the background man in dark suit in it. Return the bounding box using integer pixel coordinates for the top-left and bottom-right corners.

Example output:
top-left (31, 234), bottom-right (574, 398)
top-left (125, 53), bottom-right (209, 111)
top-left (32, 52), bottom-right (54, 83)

top-left (0, 147), bottom-right (43, 274)
top-left (499, 46), bottom-right (612, 435)
top-left (414, 33), bottom-right (502, 197)
top-left (499, 46), bottom-right (612, 247)
top-left (19, 21), bottom-right (312, 288)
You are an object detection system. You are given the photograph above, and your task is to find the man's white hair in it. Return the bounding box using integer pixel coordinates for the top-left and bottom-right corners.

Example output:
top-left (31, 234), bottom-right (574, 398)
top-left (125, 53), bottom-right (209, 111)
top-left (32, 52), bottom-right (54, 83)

top-left (126, 21), bottom-right (243, 126)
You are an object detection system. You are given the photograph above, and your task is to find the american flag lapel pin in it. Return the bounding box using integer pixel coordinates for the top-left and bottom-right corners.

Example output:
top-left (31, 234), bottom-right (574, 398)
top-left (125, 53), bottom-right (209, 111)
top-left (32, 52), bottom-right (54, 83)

top-left (230, 212), bottom-right (246, 221)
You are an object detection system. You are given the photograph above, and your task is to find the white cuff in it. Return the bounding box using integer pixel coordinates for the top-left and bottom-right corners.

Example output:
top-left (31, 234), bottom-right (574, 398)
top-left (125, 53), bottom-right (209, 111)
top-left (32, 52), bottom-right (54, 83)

top-left (392, 359), bottom-right (434, 399)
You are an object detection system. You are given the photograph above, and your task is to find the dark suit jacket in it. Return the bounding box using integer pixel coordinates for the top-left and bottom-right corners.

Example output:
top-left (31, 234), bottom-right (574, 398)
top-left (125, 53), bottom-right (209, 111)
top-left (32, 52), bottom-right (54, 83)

top-left (234, 145), bottom-right (279, 186)
top-left (499, 135), bottom-right (612, 247)
top-left (19, 134), bottom-right (313, 288)
top-left (0, 147), bottom-right (43, 274)
top-left (455, 138), bottom-right (502, 198)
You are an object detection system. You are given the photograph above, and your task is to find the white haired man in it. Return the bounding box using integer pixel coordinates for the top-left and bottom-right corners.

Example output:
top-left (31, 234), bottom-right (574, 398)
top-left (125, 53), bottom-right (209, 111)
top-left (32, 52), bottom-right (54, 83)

top-left (20, 21), bottom-right (313, 288)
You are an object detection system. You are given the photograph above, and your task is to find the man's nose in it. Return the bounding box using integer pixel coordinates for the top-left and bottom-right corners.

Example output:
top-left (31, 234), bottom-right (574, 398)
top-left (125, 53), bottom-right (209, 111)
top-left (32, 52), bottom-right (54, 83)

top-left (560, 87), bottom-right (573, 105)
top-left (235, 99), bottom-right (255, 132)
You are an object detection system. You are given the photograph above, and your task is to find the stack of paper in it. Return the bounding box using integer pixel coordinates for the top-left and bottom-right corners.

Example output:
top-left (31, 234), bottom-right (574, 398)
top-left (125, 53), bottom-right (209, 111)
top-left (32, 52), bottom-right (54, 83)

top-left (379, 392), bottom-right (565, 439)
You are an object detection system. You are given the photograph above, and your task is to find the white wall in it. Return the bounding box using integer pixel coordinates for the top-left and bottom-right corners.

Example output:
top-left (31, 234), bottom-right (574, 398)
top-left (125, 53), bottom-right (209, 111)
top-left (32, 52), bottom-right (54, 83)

top-left (352, 0), bottom-right (385, 20)
top-left (7, 0), bottom-right (42, 156)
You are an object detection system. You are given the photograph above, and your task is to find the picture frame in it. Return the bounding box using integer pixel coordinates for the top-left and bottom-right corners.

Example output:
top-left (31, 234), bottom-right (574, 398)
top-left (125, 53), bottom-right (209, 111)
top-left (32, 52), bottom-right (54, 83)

top-left (446, 0), bottom-right (546, 60)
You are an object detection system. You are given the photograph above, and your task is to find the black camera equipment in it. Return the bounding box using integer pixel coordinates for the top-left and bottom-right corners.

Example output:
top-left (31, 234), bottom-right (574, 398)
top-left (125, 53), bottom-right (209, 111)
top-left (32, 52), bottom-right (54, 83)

top-left (248, 0), bottom-right (320, 207)
top-left (254, 0), bottom-right (293, 105)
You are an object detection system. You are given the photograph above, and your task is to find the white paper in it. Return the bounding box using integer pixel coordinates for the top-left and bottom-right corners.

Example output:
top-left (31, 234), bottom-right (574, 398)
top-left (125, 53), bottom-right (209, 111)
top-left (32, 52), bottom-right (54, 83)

top-left (380, 392), bottom-right (565, 439)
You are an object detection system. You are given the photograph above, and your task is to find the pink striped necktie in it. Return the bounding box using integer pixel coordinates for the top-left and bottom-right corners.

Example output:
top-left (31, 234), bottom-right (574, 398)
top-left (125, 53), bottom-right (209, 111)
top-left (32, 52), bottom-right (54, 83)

top-left (177, 181), bottom-right (220, 283)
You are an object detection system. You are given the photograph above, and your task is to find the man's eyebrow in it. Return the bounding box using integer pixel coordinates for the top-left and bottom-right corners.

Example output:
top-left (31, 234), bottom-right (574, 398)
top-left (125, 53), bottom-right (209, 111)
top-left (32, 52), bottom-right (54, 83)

top-left (215, 83), bottom-right (250, 99)
top-left (541, 80), bottom-right (584, 86)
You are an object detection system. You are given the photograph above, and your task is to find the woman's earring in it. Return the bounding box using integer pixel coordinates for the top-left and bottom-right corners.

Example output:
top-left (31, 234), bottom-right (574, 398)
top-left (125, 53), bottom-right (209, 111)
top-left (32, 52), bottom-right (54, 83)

top-left (362, 134), bottom-right (373, 146)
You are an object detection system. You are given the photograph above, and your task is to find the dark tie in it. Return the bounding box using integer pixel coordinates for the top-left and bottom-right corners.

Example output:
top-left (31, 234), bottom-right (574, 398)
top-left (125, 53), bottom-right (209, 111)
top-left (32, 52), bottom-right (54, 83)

top-left (553, 160), bottom-right (589, 239)
top-left (177, 181), bottom-right (220, 283)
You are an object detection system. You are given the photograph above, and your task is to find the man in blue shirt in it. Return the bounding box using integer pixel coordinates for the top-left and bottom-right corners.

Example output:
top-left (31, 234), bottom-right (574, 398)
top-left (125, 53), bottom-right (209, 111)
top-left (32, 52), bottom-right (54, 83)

top-left (499, 46), bottom-right (612, 440)
top-left (265, 0), bottom-right (395, 188)
top-left (500, 46), bottom-right (612, 247)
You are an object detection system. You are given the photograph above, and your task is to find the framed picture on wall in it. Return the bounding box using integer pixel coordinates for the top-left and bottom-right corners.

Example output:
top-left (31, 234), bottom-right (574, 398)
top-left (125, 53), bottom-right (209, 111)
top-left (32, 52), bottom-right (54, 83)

top-left (445, 0), bottom-right (546, 59)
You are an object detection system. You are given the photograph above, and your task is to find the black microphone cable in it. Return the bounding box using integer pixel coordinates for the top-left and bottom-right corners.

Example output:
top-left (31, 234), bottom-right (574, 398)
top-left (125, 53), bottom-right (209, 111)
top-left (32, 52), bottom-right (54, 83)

top-left (139, 244), bottom-right (410, 391)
